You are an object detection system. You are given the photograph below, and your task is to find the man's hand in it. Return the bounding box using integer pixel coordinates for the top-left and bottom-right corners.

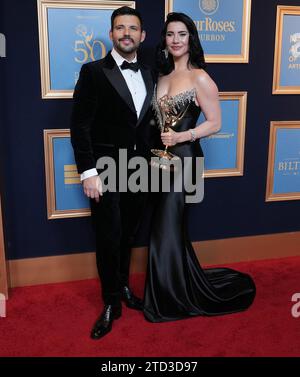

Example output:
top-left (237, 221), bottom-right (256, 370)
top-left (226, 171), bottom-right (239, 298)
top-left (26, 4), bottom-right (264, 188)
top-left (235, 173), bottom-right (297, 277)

top-left (82, 176), bottom-right (103, 203)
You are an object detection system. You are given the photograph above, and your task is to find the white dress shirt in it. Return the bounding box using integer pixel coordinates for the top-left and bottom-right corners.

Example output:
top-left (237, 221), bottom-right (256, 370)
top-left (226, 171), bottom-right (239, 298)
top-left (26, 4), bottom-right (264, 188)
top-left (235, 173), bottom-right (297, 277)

top-left (81, 48), bottom-right (147, 181)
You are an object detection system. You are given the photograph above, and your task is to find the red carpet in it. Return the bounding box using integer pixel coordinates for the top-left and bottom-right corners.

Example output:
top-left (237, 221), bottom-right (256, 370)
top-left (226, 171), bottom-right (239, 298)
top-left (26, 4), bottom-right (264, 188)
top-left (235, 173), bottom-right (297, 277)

top-left (0, 256), bottom-right (300, 357)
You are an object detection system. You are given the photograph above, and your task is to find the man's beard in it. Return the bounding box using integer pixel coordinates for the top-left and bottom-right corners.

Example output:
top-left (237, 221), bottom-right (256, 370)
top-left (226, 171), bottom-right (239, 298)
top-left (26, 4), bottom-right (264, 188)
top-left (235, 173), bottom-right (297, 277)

top-left (114, 39), bottom-right (140, 55)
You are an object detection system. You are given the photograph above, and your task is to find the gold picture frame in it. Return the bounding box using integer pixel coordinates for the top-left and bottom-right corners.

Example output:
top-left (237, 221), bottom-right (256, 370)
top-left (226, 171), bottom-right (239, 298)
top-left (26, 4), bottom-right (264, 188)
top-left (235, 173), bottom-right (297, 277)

top-left (37, 0), bottom-right (135, 99)
top-left (272, 6), bottom-right (300, 94)
top-left (165, 0), bottom-right (252, 63)
top-left (203, 92), bottom-right (247, 178)
top-left (44, 129), bottom-right (90, 219)
top-left (266, 121), bottom-right (300, 202)
top-left (0, 194), bottom-right (9, 298)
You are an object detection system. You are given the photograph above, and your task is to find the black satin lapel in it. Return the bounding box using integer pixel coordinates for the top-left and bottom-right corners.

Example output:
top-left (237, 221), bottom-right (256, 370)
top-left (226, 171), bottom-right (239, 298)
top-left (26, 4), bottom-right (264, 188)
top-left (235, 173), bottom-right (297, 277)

top-left (136, 68), bottom-right (154, 127)
top-left (103, 64), bottom-right (136, 114)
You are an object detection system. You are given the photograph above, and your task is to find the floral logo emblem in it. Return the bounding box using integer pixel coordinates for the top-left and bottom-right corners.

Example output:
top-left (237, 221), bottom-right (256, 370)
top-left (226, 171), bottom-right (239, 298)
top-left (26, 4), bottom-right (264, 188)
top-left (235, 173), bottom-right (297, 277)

top-left (199, 0), bottom-right (219, 16)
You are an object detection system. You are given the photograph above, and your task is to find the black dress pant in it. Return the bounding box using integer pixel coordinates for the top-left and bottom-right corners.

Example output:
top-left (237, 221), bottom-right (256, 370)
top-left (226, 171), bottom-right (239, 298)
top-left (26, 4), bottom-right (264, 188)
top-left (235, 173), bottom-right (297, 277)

top-left (90, 190), bottom-right (147, 306)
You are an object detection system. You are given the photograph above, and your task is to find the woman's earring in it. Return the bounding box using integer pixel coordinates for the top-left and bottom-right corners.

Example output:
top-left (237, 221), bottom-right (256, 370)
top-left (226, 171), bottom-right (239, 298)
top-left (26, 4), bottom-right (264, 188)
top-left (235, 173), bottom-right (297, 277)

top-left (163, 48), bottom-right (169, 59)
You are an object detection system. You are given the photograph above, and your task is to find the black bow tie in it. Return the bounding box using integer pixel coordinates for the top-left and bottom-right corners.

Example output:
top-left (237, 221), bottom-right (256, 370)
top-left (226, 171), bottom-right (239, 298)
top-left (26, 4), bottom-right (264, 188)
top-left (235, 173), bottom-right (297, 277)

top-left (120, 60), bottom-right (140, 72)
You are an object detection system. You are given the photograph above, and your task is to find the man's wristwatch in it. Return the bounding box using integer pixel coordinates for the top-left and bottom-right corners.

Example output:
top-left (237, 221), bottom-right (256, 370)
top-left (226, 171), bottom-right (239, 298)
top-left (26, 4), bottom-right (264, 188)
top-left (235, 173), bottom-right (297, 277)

top-left (189, 129), bottom-right (196, 142)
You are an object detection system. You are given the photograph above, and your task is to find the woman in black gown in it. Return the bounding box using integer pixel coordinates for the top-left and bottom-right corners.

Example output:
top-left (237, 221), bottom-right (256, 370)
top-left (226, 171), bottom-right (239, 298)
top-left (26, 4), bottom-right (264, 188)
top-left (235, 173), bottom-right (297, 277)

top-left (143, 12), bottom-right (256, 322)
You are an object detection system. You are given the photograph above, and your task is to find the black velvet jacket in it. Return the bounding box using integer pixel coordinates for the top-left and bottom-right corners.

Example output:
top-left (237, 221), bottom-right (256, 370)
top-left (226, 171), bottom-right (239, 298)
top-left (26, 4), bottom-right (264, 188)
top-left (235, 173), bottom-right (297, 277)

top-left (70, 52), bottom-right (156, 174)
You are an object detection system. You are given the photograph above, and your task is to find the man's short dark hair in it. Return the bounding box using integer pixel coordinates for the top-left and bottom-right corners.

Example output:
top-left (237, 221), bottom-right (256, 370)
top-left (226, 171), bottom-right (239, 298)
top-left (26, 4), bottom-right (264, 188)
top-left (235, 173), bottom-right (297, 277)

top-left (111, 6), bottom-right (143, 30)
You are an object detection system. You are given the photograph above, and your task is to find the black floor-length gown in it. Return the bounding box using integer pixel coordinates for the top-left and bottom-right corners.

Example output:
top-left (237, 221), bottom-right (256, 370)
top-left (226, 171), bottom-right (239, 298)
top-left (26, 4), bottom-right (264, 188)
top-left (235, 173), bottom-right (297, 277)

top-left (143, 88), bottom-right (256, 322)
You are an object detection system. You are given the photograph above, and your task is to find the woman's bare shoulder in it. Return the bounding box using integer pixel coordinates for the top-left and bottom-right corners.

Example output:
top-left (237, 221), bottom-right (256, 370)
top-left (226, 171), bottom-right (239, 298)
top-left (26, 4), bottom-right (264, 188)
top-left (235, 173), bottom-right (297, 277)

top-left (191, 69), bottom-right (219, 93)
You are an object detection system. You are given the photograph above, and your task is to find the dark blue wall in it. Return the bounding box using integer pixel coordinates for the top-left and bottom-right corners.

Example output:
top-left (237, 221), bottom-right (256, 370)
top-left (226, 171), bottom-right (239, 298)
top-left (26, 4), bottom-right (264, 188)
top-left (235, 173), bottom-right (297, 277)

top-left (1, 0), bottom-right (300, 260)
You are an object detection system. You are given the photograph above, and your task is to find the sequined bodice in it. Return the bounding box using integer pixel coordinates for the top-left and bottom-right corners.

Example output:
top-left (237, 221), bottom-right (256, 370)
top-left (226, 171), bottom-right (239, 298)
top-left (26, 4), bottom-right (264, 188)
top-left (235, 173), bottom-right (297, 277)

top-left (152, 88), bottom-right (201, 132)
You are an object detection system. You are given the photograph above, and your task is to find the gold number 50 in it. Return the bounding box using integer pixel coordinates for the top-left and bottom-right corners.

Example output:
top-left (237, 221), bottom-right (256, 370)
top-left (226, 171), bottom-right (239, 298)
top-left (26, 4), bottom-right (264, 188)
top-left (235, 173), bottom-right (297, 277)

top-left (74, 40), bottom-right (106, 63)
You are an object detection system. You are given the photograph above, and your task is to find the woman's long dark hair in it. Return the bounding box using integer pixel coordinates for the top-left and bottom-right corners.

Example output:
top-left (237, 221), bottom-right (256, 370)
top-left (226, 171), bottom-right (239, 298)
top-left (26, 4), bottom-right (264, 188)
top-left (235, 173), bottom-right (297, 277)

top-left (156, 12), bottom-right (206, 75)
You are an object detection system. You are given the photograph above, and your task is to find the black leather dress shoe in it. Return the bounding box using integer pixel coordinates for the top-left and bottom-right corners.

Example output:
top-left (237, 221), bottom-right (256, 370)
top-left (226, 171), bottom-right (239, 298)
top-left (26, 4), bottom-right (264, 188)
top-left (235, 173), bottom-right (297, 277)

top-left (121, 285), bottom-right (143, 311)
top-left (90, 304), bottom-right (122, 340)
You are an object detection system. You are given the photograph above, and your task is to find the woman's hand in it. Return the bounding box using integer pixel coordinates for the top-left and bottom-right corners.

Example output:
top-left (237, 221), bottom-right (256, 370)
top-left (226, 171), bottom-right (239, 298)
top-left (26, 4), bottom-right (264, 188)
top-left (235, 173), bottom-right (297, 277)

top-left (161, 129), bottom-right (192, 146)
top-left (161, 128), bottom-right (180, 146)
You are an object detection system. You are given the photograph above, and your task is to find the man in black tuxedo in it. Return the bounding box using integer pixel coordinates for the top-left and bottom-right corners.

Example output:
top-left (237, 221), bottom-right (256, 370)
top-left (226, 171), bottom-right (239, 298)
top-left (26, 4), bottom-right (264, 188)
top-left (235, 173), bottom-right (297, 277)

top-left (70, 6), bottom-right (155, 339)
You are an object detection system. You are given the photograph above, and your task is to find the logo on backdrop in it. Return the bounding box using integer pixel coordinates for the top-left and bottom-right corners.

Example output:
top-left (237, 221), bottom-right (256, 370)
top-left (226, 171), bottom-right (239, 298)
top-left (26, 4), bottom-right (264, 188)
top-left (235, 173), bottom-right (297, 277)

top-left (195, 1), bottom-right (235, 42)
top-left (288, 33), bottom-right (300, 71)
top-left (0, 293), bottom-right (6, 317)
top-left (74, 24), bottom-right (106, 64)
top-left (0, 33), bottom-right (6, 58)
top-left (199, 0), bottom-right (219, 16)
top-left (74, 24), bottom-right (107, 84)
top-left (204, 132), bottom-right (234, 140)
top-left (277, 158), bottom-right (300, 176)
top-left (289, 33), bottom-right (300, 62)
top-left (291, 293), bottom-right (300, 318)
